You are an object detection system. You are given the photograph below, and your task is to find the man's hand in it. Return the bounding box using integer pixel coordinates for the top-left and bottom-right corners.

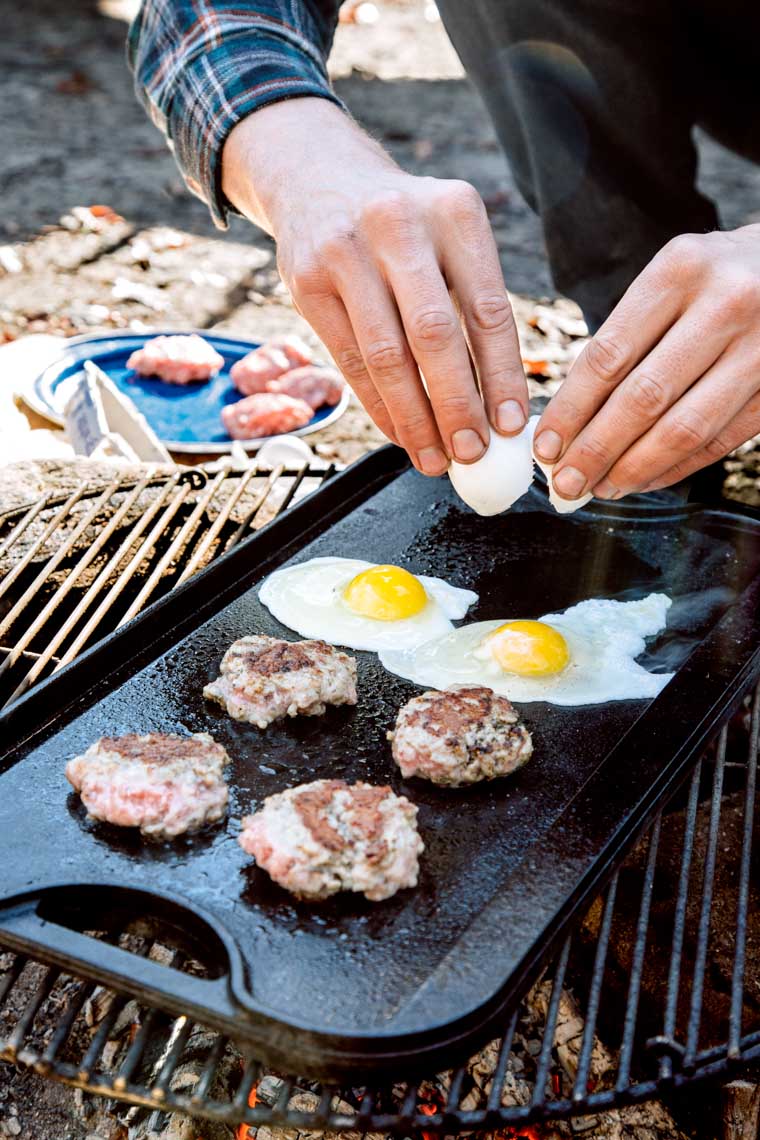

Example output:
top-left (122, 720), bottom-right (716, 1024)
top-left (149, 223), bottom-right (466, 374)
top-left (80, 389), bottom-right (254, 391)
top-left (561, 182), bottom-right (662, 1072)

top-left (222, 99), bottom-right (528, 475)
top-left (534, 226), bottom-right (760, 500)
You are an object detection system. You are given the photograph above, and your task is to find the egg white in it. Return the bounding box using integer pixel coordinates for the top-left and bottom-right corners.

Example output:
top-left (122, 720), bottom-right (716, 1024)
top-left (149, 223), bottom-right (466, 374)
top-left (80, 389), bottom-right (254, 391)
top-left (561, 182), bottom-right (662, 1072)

top-left (258, 556), bottom-right (479, 652)
top-left (379, 593), bottom-right (673, 706)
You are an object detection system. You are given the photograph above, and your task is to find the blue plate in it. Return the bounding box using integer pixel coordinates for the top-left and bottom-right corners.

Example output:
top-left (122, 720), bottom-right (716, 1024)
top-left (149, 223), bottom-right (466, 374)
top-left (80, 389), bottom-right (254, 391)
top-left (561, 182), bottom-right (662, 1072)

top-left (26, 331), bottom-right (350, 454)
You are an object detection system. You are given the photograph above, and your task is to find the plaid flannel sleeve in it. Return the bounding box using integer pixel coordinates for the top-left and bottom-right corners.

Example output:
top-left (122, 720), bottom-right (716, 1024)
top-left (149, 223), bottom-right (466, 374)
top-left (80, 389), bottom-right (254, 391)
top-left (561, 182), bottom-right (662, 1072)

top-left (128, 1), bottom-right (345, 228)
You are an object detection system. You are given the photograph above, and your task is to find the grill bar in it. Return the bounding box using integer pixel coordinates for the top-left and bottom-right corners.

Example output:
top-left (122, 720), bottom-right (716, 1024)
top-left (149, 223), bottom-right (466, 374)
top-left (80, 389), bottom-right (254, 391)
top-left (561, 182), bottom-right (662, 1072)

top-left (0, 954), bottom-right (24, 1007)
top-left (0, 493), bottom-right (52, 560)
top-left (0, 463), bottom-right (336, 709)
top-left (685, 729), bottom-right (727, 1070)
top-left (573, 871), bottom-right (618, 1102)
top-left (78, 994), bottom-right (130, 1082)
top-left (5, 965), bottom-right (58, 1057)
top-left (116, 470), bottom-right (227, 626)
top-left (114, 1006), bottom-right (162, 1090)
top-left (191, 1034), bottom-right (228, 1107)
top-left (2, 473), bottom-right (184, 704)
top-left (175, 465), bottom-right (262, 587)
top-left (616, 813), bottom-right (661, 1091)
top-left (729, 687), bottom-right (759, 1059)
top-left (531, 934), bottom-right (571, 1109)
top-left (51, 476), bottom-right (188, 668)
top-left (654, 756), bottom-right (702, 1080)
top-left (151, 1016), bottom-right (193, 1099)
top-left (0, 486), bottom-right (86, 602)
top-left (40, 978), bottom-right (95, 1068)
top-left (0, 473), bottom-right (155, 701)
top-left (106, 478), bottom-right (195, 632)
top-left (0, 482), bottom-right (121, 629)
top-left (486, 1007), bottom-right (519, 1113)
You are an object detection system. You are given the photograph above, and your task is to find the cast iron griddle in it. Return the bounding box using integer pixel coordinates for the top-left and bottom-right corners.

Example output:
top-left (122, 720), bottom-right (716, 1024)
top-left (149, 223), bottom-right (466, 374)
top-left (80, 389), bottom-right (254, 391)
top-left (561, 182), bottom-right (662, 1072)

top-left (2, 446), bottom-right (760, 1079)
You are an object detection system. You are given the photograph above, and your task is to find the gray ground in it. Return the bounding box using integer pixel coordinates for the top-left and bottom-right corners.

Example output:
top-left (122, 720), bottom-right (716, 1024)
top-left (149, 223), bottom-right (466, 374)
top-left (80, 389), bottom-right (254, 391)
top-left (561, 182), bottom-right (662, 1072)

top-left (3, 0), bottom-right (759, 299)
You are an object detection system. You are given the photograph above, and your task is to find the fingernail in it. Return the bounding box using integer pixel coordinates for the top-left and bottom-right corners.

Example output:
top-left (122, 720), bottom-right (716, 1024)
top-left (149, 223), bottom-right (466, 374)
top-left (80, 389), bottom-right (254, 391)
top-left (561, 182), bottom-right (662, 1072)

top-left (418, 446), bottom-right (449, 476)
top-left (495, 399), bottom-right (525, 434)
top-left (593, 477), bottom-right (619, 500)
top-left (452, 428), bottom-right (486, 463)
top-left (534, 429), bottom-right (563, 461)
top-left (553, 466), bottom-right (587, 498)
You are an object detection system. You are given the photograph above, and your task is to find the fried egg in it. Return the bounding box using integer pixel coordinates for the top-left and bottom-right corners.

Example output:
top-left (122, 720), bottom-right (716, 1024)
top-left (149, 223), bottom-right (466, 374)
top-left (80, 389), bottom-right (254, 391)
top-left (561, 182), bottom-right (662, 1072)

top-left (258, 557), bottom-right (478, 652)
top-left (379, 593), bottom-right (673, 705)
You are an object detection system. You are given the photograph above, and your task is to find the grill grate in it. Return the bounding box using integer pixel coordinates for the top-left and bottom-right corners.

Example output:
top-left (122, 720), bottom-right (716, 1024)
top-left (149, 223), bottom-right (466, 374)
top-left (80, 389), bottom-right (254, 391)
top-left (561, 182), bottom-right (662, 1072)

top-left (1, 682), bottom-right (758, 1131)
top-left (0, 462), bottom-right (334, 708)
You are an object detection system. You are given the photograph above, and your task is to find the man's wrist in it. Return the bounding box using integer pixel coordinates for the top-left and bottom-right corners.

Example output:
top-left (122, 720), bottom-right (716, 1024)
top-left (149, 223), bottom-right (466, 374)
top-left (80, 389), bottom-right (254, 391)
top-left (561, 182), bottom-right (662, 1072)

top-left (221, 97), bottom-right (395, 235)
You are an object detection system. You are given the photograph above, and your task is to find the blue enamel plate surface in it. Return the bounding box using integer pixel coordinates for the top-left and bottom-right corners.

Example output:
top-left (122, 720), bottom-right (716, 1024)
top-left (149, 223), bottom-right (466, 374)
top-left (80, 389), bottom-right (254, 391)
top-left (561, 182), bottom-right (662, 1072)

top-left (27, 331), bottom-right (350, 454)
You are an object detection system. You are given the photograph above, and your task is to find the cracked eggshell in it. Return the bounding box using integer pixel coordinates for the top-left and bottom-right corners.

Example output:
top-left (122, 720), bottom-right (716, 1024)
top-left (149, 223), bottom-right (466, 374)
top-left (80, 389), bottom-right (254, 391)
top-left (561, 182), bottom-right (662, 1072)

top-left (527, 415), bottom-right (593, 514)
top-left (448, 423), bottom-right (535, 516)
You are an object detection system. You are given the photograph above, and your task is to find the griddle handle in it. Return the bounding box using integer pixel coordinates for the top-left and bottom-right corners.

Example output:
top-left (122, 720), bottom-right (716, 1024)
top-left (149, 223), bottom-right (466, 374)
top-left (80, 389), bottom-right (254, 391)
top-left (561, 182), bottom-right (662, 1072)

top-left (0, 898), bottom-right (244, 1028)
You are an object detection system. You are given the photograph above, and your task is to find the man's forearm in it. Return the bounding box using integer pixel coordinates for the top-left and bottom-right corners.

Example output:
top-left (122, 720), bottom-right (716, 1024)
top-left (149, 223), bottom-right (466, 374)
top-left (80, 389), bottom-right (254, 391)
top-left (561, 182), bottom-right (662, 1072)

top-left (127, 0), bottom-right (344, 228)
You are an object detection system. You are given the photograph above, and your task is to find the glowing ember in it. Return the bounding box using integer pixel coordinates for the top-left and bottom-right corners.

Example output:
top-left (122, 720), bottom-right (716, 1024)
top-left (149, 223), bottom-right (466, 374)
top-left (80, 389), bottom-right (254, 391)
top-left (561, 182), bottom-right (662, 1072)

top-left (235, 1082), bottom-right (258, 1140)
top-left (419, 1096), bottom-right (443, 1140)
top-left (486, 1128), bottom-right (543, 1140)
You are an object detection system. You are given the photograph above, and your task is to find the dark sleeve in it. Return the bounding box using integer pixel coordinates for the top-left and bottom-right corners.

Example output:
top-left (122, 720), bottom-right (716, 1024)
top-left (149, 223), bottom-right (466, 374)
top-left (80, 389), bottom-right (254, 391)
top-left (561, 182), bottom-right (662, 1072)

top-left (128, 1), bottom-right (345, 229)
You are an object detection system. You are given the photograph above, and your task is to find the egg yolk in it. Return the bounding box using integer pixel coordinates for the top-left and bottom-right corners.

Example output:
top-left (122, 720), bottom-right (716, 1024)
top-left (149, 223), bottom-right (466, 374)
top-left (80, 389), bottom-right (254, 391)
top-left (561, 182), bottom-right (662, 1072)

top-left (343, 565), bottom-right (428, 621)
top-left (485, 620), bottom-right (569, 677)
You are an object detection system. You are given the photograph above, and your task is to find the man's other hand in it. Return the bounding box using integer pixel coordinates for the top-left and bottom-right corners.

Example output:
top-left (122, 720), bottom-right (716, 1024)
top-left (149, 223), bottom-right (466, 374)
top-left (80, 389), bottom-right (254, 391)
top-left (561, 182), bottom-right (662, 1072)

top-left (534, 226), bottom-right (760, 499)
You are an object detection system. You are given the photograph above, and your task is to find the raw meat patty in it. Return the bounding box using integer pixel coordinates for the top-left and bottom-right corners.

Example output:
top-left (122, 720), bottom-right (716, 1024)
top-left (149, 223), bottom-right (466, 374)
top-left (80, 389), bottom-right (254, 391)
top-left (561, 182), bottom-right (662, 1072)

top-left (126, 334), bottom-right (224, 384)
top-left (221, 392), bottom-right (313, 440)
top-left (269, 366), bottom-right (344, 410)
top-left (65, 732), bottom-right (230, 839)
top-left (390, 685), bottom-right (533, 786)
top-left (239, 779), bottom-right (423, 900)
top-left (204, 635), bottom-right (357, 728)
top-left (230, 337), bottom-right (312, 394)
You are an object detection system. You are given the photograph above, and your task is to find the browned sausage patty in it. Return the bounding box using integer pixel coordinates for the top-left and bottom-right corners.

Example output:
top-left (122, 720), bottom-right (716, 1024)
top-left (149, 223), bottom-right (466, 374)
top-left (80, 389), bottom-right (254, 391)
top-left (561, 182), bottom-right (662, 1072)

top-left (204, 635), bottom-right (358, 728)
top-left (389, 685), bottom-right (533, 785)
top-left (238, 779), bottom-right (423, 900)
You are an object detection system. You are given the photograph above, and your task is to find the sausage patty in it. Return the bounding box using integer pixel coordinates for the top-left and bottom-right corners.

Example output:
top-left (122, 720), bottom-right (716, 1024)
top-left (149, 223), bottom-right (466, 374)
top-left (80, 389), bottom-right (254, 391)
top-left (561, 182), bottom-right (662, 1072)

top-left (220, 392), bottom-right (314, 440)
top-left (204, 635), bottom-right (358, 728)
top-left (65, 732), bottom-right (230, 839)
top-left (126, 334), bottom-right (224, 384)
top-left (389, 685), bottom-right (533, 785)
top-left (268, 366), bottom-right (344, 409)
top-left (230, 337), bottom-right (313, 394)
top-left (239, 779), bottom-right (423, 900)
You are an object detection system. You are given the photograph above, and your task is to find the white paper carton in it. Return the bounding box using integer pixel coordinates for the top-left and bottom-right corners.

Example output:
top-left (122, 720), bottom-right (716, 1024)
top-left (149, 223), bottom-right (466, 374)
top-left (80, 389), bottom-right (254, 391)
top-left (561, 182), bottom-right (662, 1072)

top-left (63, 361), bottom-right (172, 464)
